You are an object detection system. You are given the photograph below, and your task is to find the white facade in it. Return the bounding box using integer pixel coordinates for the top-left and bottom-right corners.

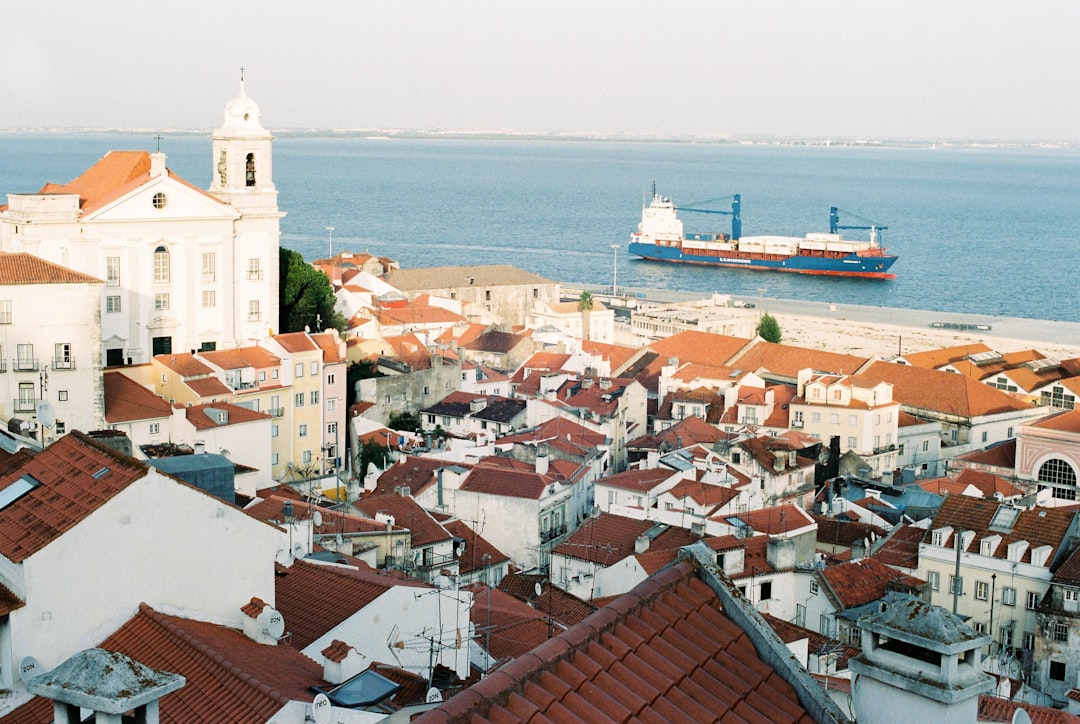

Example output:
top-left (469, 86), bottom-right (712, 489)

top-left (0, 468), bottom-right (279, 687)
top-left (0, 83), bottom-right (281, 364)
top-left (0, 268), bottom-right (104, 441)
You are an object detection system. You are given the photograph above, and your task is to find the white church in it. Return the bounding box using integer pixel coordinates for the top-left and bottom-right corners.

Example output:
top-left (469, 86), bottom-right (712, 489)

top-left (0, 80), bottom-right (282, 366)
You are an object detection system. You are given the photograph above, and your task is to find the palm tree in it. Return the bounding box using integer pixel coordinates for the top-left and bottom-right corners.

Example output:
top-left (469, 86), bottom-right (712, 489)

top-left (578, 290), bottom-right (594, 341)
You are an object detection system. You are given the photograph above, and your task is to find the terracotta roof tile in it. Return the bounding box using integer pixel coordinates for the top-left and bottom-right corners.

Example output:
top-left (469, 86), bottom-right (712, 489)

top-left (0, 432), bottom-right (148, 562)
top-left (272, 331), bottom-right (320, 353)
top-left (859, 360), bottom-right (1032, 417)
top-left (274, 559), bottom-right (429, 650)
top-left (730, 340), bottom-right (871, 380)
top-left (438, 517), bottom-right (511, 573)
top-left (497, 573), bottom-right (596, 628)
top-left (374, 456), bottom-right (456, 497)
top-left (1029, 409), bottom-right (1080, 433)
top-left (0, 252), bottom-right (102, 285)
top-left (185, 402), bottom-right (270, 430)
top-left (596, 467), bottom-right (677, 493)
top-left (731, 504), bottom-right (814, 535)
top-left (552, 513), bottom-right (699, 566)
top-left (415, 562), bottom-right (816, 723)
top-left (902, 343), bottom-right (994, 369)
top-left (355, 493), bottom-right (453, 547)
top-left (199, 346), bottom-right (281, 371)
top-left (460, 465), bottom-right (554, 500)
top-left (184, 376), bottom-right (233, 397)
top-left (926, 495), bottom-right (1077, 565)
top-left (104, 370), bottom-right (174, 423)
top-left (869, 523), bottom-right (923, 569)
top-left (154, 352), bottom-right (213, 377)
top-left (820, 557), bottom-right (927, 609)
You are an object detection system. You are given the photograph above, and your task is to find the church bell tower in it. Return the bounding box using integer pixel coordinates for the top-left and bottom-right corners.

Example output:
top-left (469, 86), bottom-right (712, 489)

top-left (210, 71), bottom-right (278, 214)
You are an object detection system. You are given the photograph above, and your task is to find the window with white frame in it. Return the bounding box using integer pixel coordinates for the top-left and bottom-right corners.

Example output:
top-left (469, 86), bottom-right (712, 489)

top-left (1002, 587), bottom-right (1016, 606)
top-left (248, 300), bottom-right (260, 322)
top-left (149, 423), bottom-right (160, 434)
top-left (271, 424), bottom-right (279, 438)
top-left (328, 422), bottom-right (337, 435)
top-left (153, 246), bottom-right (170, 282)
top-left (295, 363), bottom-right (303, 377)
top-left (976, 581), bottom-right (988, 600)
top-left (1052, 623), bottom-right (1068, 642)
top-left (0, 299), bottom-right (12, 324)
top-left (202, 291), bottom-right (215, 308)
top-left (106, 256), bottom-right (120, 286)
top-left (1026, 591), bottom-right (1040, 610)
top-left (327, 399), bottom-right (336, 411)
top-left (201, 252), bottom-right (216, 282)
top-left (299, 424), bottom-right (308, 437)
top-left (271, 452), bottom-right (279, 466)
top-left (327, 373), bottom-right (335, 385)
top-left (154, 293), bottom-right (169, 310)
top-left (302, 450), bottom-right (312, 464)
top-left (810, 580), bottom-right (819, 595)
top-left (949, 575), bottom-right (963, 595)
top-left (106, 295), bottom-right (121, 313)
top-left (310, 361), bottom-right (318, 375)
top-left (295, 393), bottom-right (304, 407)
top-left (247, 258), bottom-right (262, 280)
top-left (310, 391), bottom-right (319, 405)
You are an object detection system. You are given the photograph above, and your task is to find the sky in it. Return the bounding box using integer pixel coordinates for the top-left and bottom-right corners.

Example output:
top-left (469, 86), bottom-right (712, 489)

top-left (4, 1), bottom-right (1079, 141)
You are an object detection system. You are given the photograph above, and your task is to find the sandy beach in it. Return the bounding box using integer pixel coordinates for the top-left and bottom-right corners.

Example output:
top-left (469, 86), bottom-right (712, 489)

top-left (774, 310), bottom-right (1080, 362)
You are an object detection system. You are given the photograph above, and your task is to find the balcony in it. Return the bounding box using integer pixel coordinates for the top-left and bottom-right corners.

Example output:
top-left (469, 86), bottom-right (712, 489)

top-left (0, 359), bottom-right (7, 373)
top-left (269, 407), bottom-right (285, 418)
top-left (873, 443), bottom-right (897, 455)
top-left (12, 358), bottom-right (38, 372)
top-left (13, 397), bottom-right (36, 413)
top-left (248, 313), bottom-right (261, 322)
top-left (247, 270), bottom-right (264, 281)
top-left (540, 523), bottom-right (567, 544)
top-left (52, 357), bottom-right (76, 371)
top-left (791, 419), bottom-right (803, 429)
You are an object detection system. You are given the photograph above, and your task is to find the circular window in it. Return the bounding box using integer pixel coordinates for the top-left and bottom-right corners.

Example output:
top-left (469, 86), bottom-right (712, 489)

top-left (243, 112), bottom-right (250, 122)
top-left (152, 192), bottom-right (168, 209)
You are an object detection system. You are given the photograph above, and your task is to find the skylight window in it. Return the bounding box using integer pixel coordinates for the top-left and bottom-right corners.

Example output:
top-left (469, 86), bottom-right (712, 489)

top-left (988, 505), bottom-right (1021, 533)
top-left (0, 474), bottom-right (40, 511)
top-left (92, 466), bottom-right (111, 480)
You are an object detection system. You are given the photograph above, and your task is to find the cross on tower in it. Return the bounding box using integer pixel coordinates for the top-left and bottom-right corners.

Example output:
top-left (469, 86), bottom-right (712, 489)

top-left (153, 134), bottom-right (163, 153)
top-left (240, 65), bottom-right (245, 82)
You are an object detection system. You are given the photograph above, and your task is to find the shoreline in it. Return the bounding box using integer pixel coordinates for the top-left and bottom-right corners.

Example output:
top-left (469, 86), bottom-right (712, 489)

top-left (574, 284), bottom-right (1080, 361)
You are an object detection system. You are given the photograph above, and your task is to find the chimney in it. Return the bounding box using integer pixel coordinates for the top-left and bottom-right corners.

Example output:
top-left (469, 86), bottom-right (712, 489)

top-left (321, 640), bottom-right (367, 684)
top-left (241, 597), bottom-right (284, 646)
top-left (851, 538), bottom-right (866, 561)
top-left (536, 450), bottom-right (549, 476)
top-left (149, 151), bottom-right (168, 178)
top-left (26, 648), bottom-right (185, 724)
top-left (194, 441), bottom-right (206, 454)
top-left (470, 398), bottom-right (487, 413)
top-left (765, 536), bottom-right (796, 570)
top-left (635, 535), bottom-right (650, 554)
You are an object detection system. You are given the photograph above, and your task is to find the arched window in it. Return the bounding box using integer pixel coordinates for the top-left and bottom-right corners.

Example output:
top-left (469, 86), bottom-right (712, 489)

top-left (153, 246), bottom-right (170, 283)
top-left (1037, 458), bottom-right (1078, 501)
top-left (245, 153), bottom-right (256, 187)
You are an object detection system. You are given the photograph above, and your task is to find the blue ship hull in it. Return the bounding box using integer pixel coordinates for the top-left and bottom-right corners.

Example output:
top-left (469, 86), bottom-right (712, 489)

top-left (628, 241), bottom-right (898, 279)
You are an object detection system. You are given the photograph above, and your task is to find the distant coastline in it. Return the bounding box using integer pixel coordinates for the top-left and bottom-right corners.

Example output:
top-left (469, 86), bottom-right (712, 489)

top-left (1, 127), bottom-right (1076, 151)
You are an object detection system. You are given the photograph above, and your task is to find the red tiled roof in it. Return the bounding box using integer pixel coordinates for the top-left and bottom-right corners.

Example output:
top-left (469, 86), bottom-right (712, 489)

top-left (730, 340), bottom-right (871, 380)
top-left (272, 331), bottom-right (320, 353)
top-left (648, 330), bottom-right (752, 368)
top-left (374, 457), bottom-right (455, 497)
top-left (311, 332), bottom-right (344, 363)
top-left (274, 559), bottom-right (429, 650)
top-left (185, 402), bottom-right (270, 430)
top-left (665, 479), bottom-right (740, 510)
top-left (902, 343), bottom-right (994, 369)
top-left (859, 360), bottom-right (1032, 417)
top-left (497, 573), bottom-right (596, 628)
top-left (0, 580), bottom-right (25, 616)
top-left (417, 561), bottom-right (816, 723)
top-left (460, 465), bottom-right (554, 500)
top-left (820, 557), bottom-right (926, 609)
top-left (2, 602), bottom-right (327, 724)
top-left (154, 352), bottom-right (213, 377)
top-left (185, 376), bottom-right (233, 397)
top-left (1029, 408), bottom-right (1080, 434)
top-left (813, 516), bottom-right (885, 549)
top-left (926, 495), bottom-right (1077, 565)
top-left (731, 504), bottom-right (814, 535)
top-left (552, 514), bottom-right (699, 565)
top-left (496, 416), bottom-right (607, 449)
top-left (627, 415), bottom-right (731, 452)
top-left (355, 493), bottom-right (453, 547)
top-left (466, 584), bottom-right (554, 662)
top-left (245, 496), bottom-right (402, 536)
top-left (581, 339), bottom-right (643, 376)
top-left (0, 432), bottom-right (148, 562)
top-left (438, 517), bottom-right (511, 573)
top-left (1053, 546), bottom-right (1080, 585)
top-left (976, 694), bottom-right (1080, 723)
top-left (596, 467), bottom-right (677, 493)
top-left (953, 438), bottom-right (1017, 469)
top-left (199, 346), bottom-right (281, 371)
top-left (375, 303), bottom-right (466, 327)
top-left (953, 468), bottom-right (1023, 498)
top-left (104, 370), bottom-right (174, 423)
top-left (870, 524), bottom-right (923, 569)
top-left (0, 252), bottom-right (102, 285)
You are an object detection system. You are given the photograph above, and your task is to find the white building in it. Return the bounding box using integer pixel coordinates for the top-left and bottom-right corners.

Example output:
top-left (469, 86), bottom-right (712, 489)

top-left (0, 253), bottom-right (104, 441)
top-left (0, 432), bottom-right (280, 696)
top-left (0, 81), bottom-right (281, 364)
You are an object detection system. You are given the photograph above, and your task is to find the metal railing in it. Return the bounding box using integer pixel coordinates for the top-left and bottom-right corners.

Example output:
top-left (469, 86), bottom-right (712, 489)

top-left (52, 357), bottom-right (76, 370)
top-left (269, 407), bottom-right (285, 418)
top-left (12, 358), bottom-right (38, 372)
top-left (247, 270), bottom-right (264, 281)
top-left (13, 398), bottom-right (36, 413)
top-left (540, 523), bottom-right (567, 544)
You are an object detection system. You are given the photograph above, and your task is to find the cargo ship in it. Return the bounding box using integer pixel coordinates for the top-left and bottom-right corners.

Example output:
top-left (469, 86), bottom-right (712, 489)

top-left (627, 191), bottom-right (898, 279)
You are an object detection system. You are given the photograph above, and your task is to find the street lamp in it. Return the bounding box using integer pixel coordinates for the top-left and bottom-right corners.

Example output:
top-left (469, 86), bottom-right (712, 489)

top-left (326, 225), bottom-right (335, 258)
top-left (757, 287), bottom-right (766, 321)
top-left (610, 244), bottom-right (619, 297)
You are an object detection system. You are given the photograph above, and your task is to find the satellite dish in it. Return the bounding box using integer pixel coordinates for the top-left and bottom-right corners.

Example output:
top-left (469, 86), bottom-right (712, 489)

top-left (312, 693), bottom-right (332, 724)
top-left (36, 401), bottom-right (55, 429)
top-left (313, 511), bottom-right (323, 527)
top-left (19, 656), bottom-right (42, 684)
top-left (335, 532), bottom-right (344, 546)
top-left (1012, 710), bottom-right (1033, 724)
top-left (534, 582), bottom-right (543, 597)
top-left (426, 687), bottom-right (443, 703)
top-left (262, 607), bottom-right (285, 639)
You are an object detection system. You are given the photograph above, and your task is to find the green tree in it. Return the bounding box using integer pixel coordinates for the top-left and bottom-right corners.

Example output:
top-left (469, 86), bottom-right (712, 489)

top-left (756, 312), bottom-right (782, 343)
top-left (279, 247), bottom-right (346, 334)
top-left (358, 439), bottom-right (390, 478)
top-left (578, 290), bottom-right (594, 341)
top-left (388, 411), bottom-right (422, 434)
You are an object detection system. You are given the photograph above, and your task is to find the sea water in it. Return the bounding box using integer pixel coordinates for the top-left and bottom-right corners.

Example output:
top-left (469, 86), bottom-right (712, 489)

top-left (1, 133), bottom-right (1077, 323)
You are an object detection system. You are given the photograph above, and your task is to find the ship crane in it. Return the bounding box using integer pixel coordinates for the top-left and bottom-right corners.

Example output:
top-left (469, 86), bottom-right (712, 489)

top-left (674, 194), bottom-right (742, 240)
top-left (829, 207), bottom-right (887, 244)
